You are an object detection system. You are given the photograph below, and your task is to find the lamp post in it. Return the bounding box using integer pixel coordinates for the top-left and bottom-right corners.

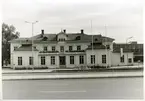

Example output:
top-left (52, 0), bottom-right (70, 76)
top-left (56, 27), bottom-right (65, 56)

top-left (126, 36), bottom-right (133, 66)
top-left (25, 21), bottom-right (38, 70)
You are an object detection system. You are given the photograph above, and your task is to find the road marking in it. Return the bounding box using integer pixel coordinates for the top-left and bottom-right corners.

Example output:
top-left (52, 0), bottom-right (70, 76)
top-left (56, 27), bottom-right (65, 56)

top-left (39, 90), bottom-right (87, 93)
top-left (37, 84), bottom-right (69, 86)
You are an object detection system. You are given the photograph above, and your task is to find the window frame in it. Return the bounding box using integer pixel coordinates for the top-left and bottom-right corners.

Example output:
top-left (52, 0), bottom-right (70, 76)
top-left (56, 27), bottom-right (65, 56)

top-left (79, 55), bottom-right (84, 64)
top-left (120, 55), bottom-right (124, 63)
top-left (41, 56), bottom-right (45, 65)
top-left (70, 56), bottom-right (74, 64)
top-left (18, 57), bottom-right (22, 65)
top-left (52, 46), bottom-right (56, 51)
top-left (51, 56), bottom-right (55, 65)
top-left (91, 55), bottom-right (95, 64)
top-left (77, 45), bottom-right (81, 51)
top-left (29, 56), bottom-right (33, 65)
top-left (102, 55), bottom-right (106, 63)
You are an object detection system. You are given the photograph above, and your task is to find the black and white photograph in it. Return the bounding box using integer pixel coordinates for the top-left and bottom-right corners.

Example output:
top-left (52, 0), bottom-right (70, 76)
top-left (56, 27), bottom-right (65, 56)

top-left (1, 0), bottom-right (144, 100)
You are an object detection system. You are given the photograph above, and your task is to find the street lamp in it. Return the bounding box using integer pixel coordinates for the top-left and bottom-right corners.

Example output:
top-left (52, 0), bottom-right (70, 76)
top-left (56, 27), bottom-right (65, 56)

top-left (126, 36), bottom-right (133, 66)
top-left (25, 21), bottom-right (38, 70)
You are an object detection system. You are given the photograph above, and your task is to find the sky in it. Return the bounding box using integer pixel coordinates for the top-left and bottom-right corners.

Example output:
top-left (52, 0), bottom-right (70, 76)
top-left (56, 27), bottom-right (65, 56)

top-left (2, 0), bottom-right (144, 43)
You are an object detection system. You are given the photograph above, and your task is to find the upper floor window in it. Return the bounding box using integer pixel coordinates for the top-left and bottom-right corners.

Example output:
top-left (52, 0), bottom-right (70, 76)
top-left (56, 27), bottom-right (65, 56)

top-left (69, 46), bottom-right (72, 51)
top-left (106, 45), bottom-right (110, 49)
top-left (59, 38), bottom-right (65, 41)
top-left (77, 45), bottom-right (81, 51)
top-left (43, 46), bottom-right (47, 51)
top-left (52, 46), bottom-right (55, 51)
top-left (60, 46), bottom-right (64, 52)
top-left (14, 46), bottom-right (18, 50)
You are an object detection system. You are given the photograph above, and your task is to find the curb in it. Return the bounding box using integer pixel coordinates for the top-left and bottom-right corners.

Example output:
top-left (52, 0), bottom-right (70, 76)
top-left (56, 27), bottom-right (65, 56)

top-left (2, 75), bottom-right (143, 81)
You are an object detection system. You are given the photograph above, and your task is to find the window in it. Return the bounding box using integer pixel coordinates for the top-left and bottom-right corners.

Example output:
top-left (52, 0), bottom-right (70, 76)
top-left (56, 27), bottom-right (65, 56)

top-left (102, 55), bottom-right (106, 63)
top-left (60, 46), bottom-right (64, 52)
top-left (52, 46), bottom-right (55, 51)
top-left (41, 56), bottom-right (45, 65)
top-left (128, 58), bottom-right (132, 63)
top-left (70, 56), bottom-right (74, 64)
top-left (59, 38), bottom-right (65, 41)
top-left (18, 57), bottom-right (22, 65)
top-left (29, 57), bottom-right (33, 65)
top-left (91, 55), bottom-right (95, 64)
top-left (43, 46), bottom-right (47, 51)
top-left (76, 36), bottom-right (81, 40)
top-left (77, 46), bottom-right (81, 51)
top-left (14, 46), bottom-right (17, 50)
top-left (69, 46), bottom-right (72, 51)
top-left (51, 56), bottom-right (55, 65)
top-left (79, 55), bottom-right (84, 64)
top-left (106, 45), bottom-right (110, 49)
top-left (120, 55), bottom-right (124, 63)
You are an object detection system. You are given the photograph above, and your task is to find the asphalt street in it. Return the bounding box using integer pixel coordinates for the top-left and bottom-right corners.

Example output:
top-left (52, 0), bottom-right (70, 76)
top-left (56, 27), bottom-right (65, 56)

top-left (2, 77), bottom-right (143, 99)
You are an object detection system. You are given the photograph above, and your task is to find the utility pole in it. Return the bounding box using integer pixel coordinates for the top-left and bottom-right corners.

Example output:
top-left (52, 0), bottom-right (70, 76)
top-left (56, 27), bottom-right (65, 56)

top-left (105, 25), bottom-right (107, 68)
top-left (25, 21), bottom-right (38, 70)
top-left (126, 36), bottom-right (133, 67)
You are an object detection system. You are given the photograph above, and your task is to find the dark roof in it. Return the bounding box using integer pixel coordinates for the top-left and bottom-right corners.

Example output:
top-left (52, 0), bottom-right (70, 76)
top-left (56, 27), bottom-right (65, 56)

top-left (87, 45), bottom-right (107, 50)
top-left (113, 48), bottom-right (133, 53)
top-left (10, 32), bottom-right (114, 43)
top-left (14, 44), bottom-right (38, 51)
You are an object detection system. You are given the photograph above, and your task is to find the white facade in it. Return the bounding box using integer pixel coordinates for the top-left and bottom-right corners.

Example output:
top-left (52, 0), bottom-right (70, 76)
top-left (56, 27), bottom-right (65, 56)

top-left (10, 30), bottom-right (134, 69)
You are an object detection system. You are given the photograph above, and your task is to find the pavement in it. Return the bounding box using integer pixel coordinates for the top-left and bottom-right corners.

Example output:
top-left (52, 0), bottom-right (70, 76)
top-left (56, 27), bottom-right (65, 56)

top-left (3, 77), bottom-right (143, 99)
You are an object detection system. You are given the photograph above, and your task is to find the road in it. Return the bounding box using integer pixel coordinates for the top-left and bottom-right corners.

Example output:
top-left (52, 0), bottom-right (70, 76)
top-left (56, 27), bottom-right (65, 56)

top-left (2, 77), bottom-right (143, 99)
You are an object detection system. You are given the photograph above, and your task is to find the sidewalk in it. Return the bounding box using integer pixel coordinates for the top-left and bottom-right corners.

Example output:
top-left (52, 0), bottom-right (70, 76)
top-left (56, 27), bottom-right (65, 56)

top-left (2, 71), bottom-right (143, 80)
top-left (2, 65), bottom-right (143, 74)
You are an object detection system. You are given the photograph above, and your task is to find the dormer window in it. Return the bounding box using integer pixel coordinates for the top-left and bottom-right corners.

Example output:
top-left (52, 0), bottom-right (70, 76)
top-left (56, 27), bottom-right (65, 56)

top-left (95, 38), bottom-right (98, 41)
top-left (43, 37), bottom-right (48, 41)
top-left (76, 36), bottom-right (81, 40)
top-left (59, 38), bottom-right (65, 41)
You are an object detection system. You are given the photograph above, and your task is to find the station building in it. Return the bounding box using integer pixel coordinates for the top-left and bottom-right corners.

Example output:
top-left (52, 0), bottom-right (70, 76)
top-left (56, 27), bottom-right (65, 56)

top-left (9, 29), bottom-right (134, 69)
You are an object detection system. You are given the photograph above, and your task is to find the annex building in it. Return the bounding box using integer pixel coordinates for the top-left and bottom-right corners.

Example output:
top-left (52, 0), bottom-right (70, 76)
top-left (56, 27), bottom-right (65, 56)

top-left (10, 29), bottom-right (135, 69)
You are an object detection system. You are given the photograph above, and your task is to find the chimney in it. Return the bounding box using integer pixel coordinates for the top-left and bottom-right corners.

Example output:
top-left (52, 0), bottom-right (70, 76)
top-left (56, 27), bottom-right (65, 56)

top-left (41, 29), bottom-right (44, 37)
top-left (63, 29), bottom-right (66, 33)
top-left (81, 29), bottom-right (84, 34)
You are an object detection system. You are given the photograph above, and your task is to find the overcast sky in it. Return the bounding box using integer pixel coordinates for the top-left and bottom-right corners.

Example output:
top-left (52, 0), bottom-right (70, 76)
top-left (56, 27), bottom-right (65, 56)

top-left (2, 0), bottom-right (144, 43)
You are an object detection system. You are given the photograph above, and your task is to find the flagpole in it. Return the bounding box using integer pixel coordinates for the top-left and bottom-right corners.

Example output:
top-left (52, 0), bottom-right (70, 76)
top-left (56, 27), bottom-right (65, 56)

top-left (105, 25), bottom-right (107, 68)
top-left (91, 20), bottom-right (94, 68)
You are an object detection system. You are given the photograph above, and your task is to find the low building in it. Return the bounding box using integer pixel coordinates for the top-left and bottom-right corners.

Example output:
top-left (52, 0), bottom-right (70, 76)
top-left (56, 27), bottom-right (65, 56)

top-left (113, 42), bottom-right (143, 62)
top-left (9, 29), bottom-right (134, 69)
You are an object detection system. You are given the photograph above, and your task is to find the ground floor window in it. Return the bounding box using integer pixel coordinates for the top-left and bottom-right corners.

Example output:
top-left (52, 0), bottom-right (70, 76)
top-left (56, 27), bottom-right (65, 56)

top-left (128, 58), bottom-right (132, 63)
top-left (41, 56), bottom-right (45, 65)
top-left (120, 55), bottom-right (124, 63)
top-left (18, 57), bottom-right (22, 65)
top-left (91, 55), bottom-right (95, 64)
top-left (29, 57), bottom-right (33, 65)
top-left (102, 55), bottom-right (106, 63)
top-left (51, 56), bottom-right (55, 65)
top-left (70, 56), bottom-right (74, 64)
top-left (79, 55), bottom-right (84, 64)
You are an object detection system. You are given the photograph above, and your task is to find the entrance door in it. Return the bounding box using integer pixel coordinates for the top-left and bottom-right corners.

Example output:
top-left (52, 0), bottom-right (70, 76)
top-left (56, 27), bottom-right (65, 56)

top-left (59, 56), bottom-right (66, 65)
